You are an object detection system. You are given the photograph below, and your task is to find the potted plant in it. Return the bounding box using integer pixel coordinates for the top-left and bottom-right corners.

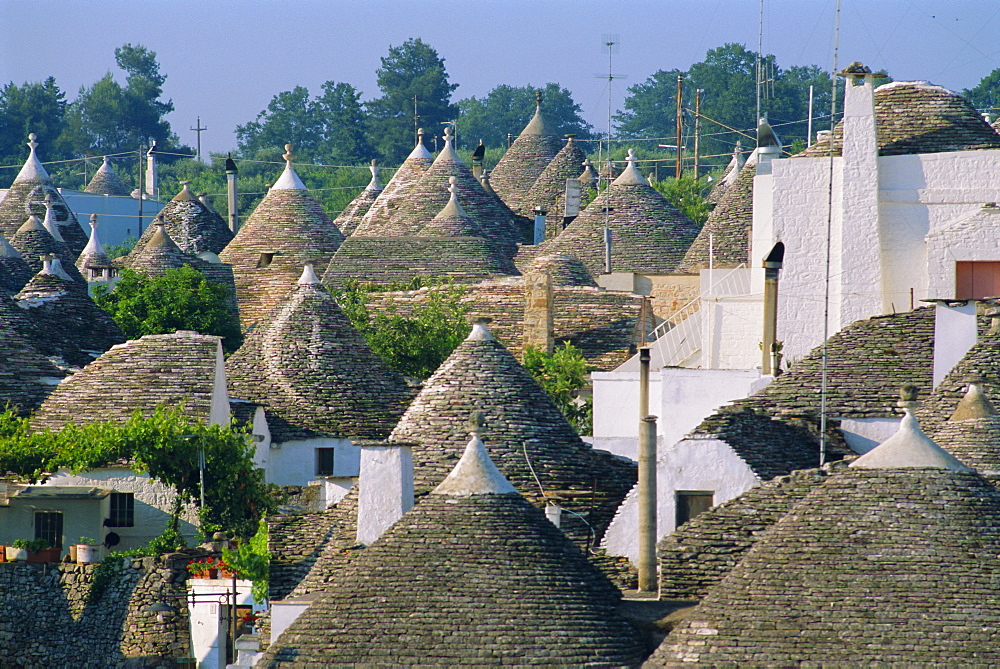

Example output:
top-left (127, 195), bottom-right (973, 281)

top-left (76, 537), bottom-right (102, 564)
top-left (7, 539), bottom-right (29, 561)
top-left (186, 557), bottom-right (219, 579)
top-left (26, 538), bottom-right (60, 563)
top-left (0, 543), bottom-right (6, 562)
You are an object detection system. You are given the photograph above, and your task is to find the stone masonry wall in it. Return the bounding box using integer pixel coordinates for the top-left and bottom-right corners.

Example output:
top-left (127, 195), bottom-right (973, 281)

top-left (0, 554), bottom-right (194, 667)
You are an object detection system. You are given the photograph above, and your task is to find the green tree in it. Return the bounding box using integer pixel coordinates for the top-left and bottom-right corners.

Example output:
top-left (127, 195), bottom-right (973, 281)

top-left (522, 343), bottom-right (593, 435)
top-left (650, 174), bottom-right (712, 225)
top-left (0, 78), bottom-right (70, 175)
top-left (964, 68), bottom-right (1000, 114)
top-left (236, 82), bottom-right (374, 165)
top-left (615, 68), bottom-right (686, 141)
top-left (457, 83), bottom-right (595, 150)
top-left (331, 277), bottom-right (470, 378)
top-left (93, 266), bottom-right (243, 353)
top-left (366, 38), bottom-right (458, 163)
top-left (0, 405), bottom-right (277, 539)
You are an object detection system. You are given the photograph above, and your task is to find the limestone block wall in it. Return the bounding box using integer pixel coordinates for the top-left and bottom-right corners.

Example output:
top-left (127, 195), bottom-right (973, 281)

top-left (0, 555), bottom-right (192, 667)
top-left (641, 274), bottom-right (700, 322)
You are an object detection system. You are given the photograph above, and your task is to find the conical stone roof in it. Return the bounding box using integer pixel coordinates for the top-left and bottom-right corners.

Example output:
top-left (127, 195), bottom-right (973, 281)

top-left (917, 330), bottom-right (1000, 435)
top-left (84, 156), bottom-right (131, 196)
top-left (133, 182), bottom-right (234, 256)
top-left (10, 215), bottom-right (87, 284)
top-left (332, 160), bottom-right (382, 237)
top-left (524, 253), bottom-right (598, 287)
top-left (798, 80), bottom-right (1000, 158)
top-left (417, 177), bottom-right (485, 237)
top-left (931, 380), bottom-right (1000, 481)
top-left (75, 214), bottom-right (113, 276)
top-left (351, 130), bottom-right (434, 237)
top-left (0, 232), bottom-right (34, 294)
top-left (526, 150), bottom-right (699, 279)
top-left (649, 410), bottom-right (1000, 665)
top-left (15, 258), bottom-right (126, 369)
top-left (706, 142), bottom-right (745, 205)
top-left (0, 292), bottom-right (65, 413)
top-left (261, 431), bottom-right (645, 667)
top-left (389, 319), bottom-right (636, 542)
top-left (522, 135), bottom-right (589, 222)
top-left (488, 95), bottom-right (564, 215)
top-left (219, 145), bottom-right (344, 330)
top-left (384, 127), bottom-right (522, 250)
top-left (676, 157), bottom-right (756, 273)
top-left (31, 331), bottom-right (225, 431)
top-left (0, 134), bottom-right (87, 257)
top-left (225, 265), bottom-right (413, 441)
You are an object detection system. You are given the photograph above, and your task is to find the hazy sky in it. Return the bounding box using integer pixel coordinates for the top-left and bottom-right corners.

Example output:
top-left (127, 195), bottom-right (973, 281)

top-left (2, 0), bottom-right (998, 158)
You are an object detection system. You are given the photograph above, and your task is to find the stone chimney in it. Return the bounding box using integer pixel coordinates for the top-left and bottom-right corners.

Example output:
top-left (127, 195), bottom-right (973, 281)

top-left (356, 443), bottom-right (414, 545)
top-left (523, 272), bottom-right (554, 353)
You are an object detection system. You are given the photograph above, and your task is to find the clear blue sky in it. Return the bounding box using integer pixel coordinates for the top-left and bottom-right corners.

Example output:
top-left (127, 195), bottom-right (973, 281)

top-left (2, 0), bottom-right (998, 157)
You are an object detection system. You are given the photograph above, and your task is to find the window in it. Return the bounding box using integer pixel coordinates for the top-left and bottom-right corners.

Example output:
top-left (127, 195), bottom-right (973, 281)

top-left (257, 252), bottom-right (275, 268)
top-left (316, 448), bottom-right (335, 477)
top-left (34, 511), bottom-right (63, 548)
top-left (956, 261), bottom-right (1000, 300)
top-left (676, 491), bottom-right (714, 528)
top-left (108, 492), bottom-right (135, 527)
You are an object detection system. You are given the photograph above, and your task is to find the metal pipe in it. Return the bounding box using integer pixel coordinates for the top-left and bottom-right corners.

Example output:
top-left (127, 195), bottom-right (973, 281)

top-left (694, 89), bottom-right (702, 179)
top-left (225, 154), bottom-right (239, 232)
top-left (638, 414), bottom-right (658, 591)
top-left (675, 75), bottom-right (683, 178)
top-left (639, 348), bottom-right (650, 419)
top-left (761, 242), bottom-right (784, 375)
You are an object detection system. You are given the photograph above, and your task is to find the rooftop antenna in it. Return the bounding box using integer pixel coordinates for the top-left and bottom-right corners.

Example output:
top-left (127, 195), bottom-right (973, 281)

top-left (596, 35), bottom-right (625, 188)
top-left (756, 0), bottom-right (763, 125)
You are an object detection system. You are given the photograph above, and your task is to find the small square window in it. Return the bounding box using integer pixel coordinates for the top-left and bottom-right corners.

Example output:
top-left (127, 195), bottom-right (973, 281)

top-left (108, 492), bottom-right (135, 527)
top-left (35, 511), bottom-right (63, 548)
top-left (316, 448), bottom-right (335, 477)
top-left (257, 252), bottom-right (275, 268)
top-left (676, 491), bottom-right (714, 528)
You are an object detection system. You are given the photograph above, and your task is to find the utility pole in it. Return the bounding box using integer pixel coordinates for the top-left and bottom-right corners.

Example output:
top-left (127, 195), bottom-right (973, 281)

top-left (694, 89), bottom-right (703, 179)
top-left (675, 75), bottom-right (683, 178)
top-left (190, 117), bottom-right (207, 162)
top-left (136, 146), bottom-right (145, 234)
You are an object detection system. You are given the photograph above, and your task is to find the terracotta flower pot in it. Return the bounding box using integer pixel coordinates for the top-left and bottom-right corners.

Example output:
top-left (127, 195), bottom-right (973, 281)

top-left (0, 545), bottom-right (6, 563)
top-left (27, 547), bottom-right (61, 563)
top-left (69, 545), bottom-right (78, 563)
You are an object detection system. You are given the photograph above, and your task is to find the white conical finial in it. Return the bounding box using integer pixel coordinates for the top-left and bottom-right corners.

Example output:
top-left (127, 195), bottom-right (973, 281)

top-left (273, 143), bottom-right (306, 190)
top-left (89, 213), bottom-right (98, 231)
top-left (47, 256), bottom-right (73, 281)
top-left (102, 156), bottom-right (111, 168)
top-left (41, 193), bottom-right (65, 242)
top-left (466, 317), bottom-right (495, 341)
top-left (612, 148), bottom-right (649, 186)
top-left (283, 144), bottom-right (294, 166)
top-left (443, 125), bottom-right (454, 149)
top-left (297, 264), bottom-right (321, 285)
top-left (431, 411), bottom-right (518, 497)
top-left (17, 133), bottom-right (49, 181)
top-left (448, 176), bottom-right (458, 201)
top-left (367, 159), bottom-right (382, 191)
top-left (27, 133), bottom-right (38, 152)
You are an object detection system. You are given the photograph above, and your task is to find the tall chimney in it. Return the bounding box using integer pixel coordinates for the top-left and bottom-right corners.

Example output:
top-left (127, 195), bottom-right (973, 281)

top-left (145, 141), bottom-right (158, 200)
top-left (471, 139), bottom-right (485, 179)
top-left (356, 443), bottom-right (414, 545)
top-left (225, 153), bottom-right (239, 232)
top-left (761, 242), bottom-right (784, 375)
top-left (637, 411), bottom-right (658, 592)
top-left (523, 271), bottom-right (554, 354)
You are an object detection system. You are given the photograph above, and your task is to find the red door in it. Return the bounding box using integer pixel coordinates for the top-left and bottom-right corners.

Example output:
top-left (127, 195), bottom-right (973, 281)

top-left (956, 262), bottom-right (1000, 299)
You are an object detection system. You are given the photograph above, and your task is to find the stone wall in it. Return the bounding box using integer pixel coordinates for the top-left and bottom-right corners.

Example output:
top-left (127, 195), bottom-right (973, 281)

top-left (0, 553), bottom-right (193, 667)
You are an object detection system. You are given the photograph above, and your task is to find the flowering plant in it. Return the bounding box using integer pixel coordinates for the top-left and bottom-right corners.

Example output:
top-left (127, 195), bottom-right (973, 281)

top-left (186, 557), bottom-right (219, 576)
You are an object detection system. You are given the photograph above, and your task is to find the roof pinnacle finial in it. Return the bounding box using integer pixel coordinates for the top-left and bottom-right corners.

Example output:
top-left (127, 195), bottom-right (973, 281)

top-left (950, 376), bottom-right (997, 421)
top-left (536, 89), bottom-right (543, 108)
top-left (468, 410), bottom-right (486, 437)
top-left (448, 175), bottom-right (458, 200)
top-left (367, 159), bottom-right (382, 191)
top-left (444, 125), bottom-right (454, 146)
top-left (27, 133), bottom-right (38, 152)
top-left (89, 213), bottom-right (98, 230)
top-left (283, 144), bottom-right (294, 165)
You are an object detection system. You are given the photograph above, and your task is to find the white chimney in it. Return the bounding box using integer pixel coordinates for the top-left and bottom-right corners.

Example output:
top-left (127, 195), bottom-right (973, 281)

top-left (356, 444), bottom-right (414, 544)
top-left (929, 299), bottom-right (978, 388)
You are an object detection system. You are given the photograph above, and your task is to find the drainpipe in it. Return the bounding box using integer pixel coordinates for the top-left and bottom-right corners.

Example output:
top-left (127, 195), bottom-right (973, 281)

top-left (225, 154), bottom-right (239, 233)
top-left (638, 349), bottom-right (658, 592)
top-left (761, 242), bottom-right (785, 375)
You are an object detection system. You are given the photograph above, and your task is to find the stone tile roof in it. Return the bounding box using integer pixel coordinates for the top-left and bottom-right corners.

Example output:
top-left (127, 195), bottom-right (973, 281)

top-left (122, 223), bottom-right (239, 316)
top-left (488, 100), bottom-right (564, 215)
top-left (658, 464), bottom-right (838, 600)
top-left (31, 331), bottom-right (224, 431)
top-left (648, 466), bottom-right (1000, 665)
top-left (523, 253), bottom-right (598, 287)
top-left (267, 509), bottom-right (343, 601)
top-left (932, 392), bottom-right (1000, 482)
top-left (522, 151), bottom-right (699, 278)
top-left (332, 160), bottom-right (382, 237)
top-left (74, 214), bottom-right (113, 275)
top-left (521, 135), bottom-right (589, 220)
top-left (797, 81), bottom-right (1000, 158)
top-left (133, 183), bottom-right (233, 256)
top-left (675, 161), bottom-right (756, 273)
top-left (0, 135), bottom-right (87, 257)
top-left (261, 444), bottom-right (645, 666)
top-left (10, 215), bottom-right (87, 284)
top-left (917, 331), bottom-right (1000, 436)
top-left (225, 266), bottom-right (414, 442)
top-left (351, 130), bottom-right (434, 237)
top-left (706, 143), bottom-right (745, 205)
top-left (14, 259), bottom-right (126, 369)
top-left (0, 293), bottom-right (66, 413)
top-left (739, 307), bottom-right (935, 420)
top-left (381, 129), bottom-right (523, 250)
top-left (0, 232), bottom-right (34, 294)
top-left (83, 156), bottom-right (131, 196)
top-left (218, 147), bottom-right (344, 330)
top-left (993, 117), bottom-right (1000, 134)
top-left (388, 320), bottom-right (637, 543)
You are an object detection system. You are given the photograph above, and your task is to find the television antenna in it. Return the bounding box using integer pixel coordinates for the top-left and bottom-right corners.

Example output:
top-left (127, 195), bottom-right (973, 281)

top-left (596, 35), bottom-right (626, 183)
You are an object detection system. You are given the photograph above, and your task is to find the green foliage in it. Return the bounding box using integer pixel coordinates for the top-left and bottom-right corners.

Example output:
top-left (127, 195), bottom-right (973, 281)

top-left (650, 175), bottom-right (712, 225)
top-left (0, 78), bottom-right (69, 179)
top-left (27, 538), bottom-right (50, 551)
top-left (331, 277), bottom-right (470, 379)
top-left (77, 536), bottom-right (97, 545)
top-left (93, 265), bottom-right (243, 354)
top-left (11, 539), bottom-right (30, 549)
top-left (103, 236), bottom-right (137, 260)
top-left (457, 83), bottom-right (595, 150)
top-left (222, 519), bottom-right (271, 603)
top-left (964, 67), bottom-right (1000, 114)
top-left (367, 38), bottom-right (458, 163)
top-left (522, 343), bottom-right (594, 435)
top-left (236, 82), bottom-right (374, 166)
top-left (0, 405), bottom-right (278, 539)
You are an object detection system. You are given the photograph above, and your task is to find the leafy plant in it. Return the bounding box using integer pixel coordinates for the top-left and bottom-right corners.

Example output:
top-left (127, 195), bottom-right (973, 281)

top-left (27, 538), bottom-right (50, 552)
top-left (93, 265), bottom-right (243, 354)
top-left (330, 277), bottom-right (470, 379)
top-left (222, 519), bottom-right (271, 604)
top-left (102, 236), bottom-right (137, 260)
top-left (650, 175), bottom-right (713, 226)
top-left (11, 539), bottom-right (30, 549)
top-left (77, 536), bottom-right (96, 545)
top-left (522, 343), bottom-right (594, 435)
